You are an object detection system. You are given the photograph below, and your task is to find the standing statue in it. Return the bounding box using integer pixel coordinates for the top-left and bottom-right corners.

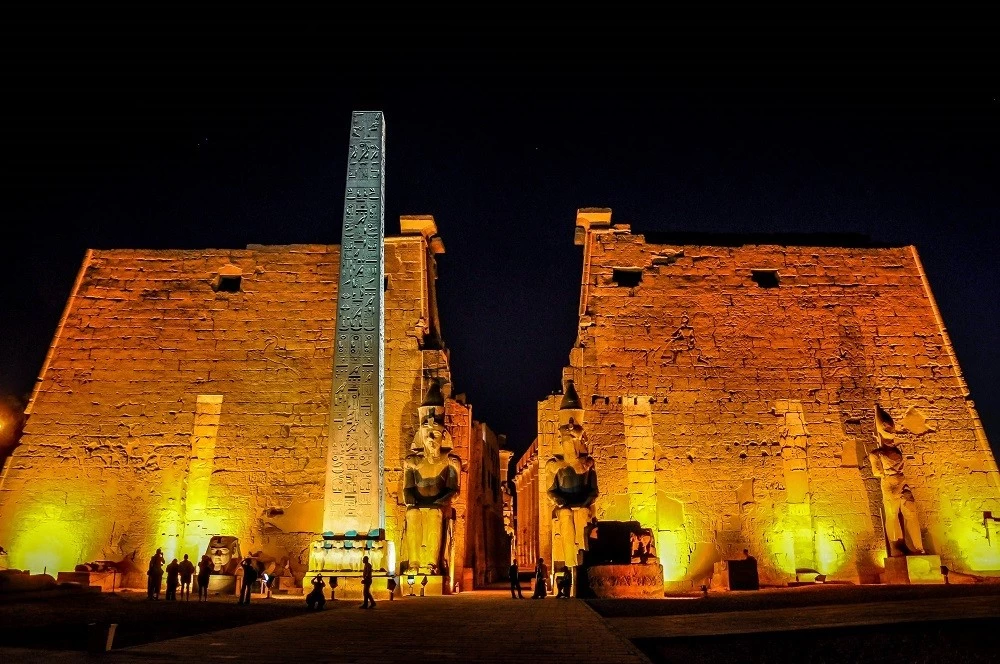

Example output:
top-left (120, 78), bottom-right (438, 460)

top-left (401, 379), bottom-right (461, 575)
top-left (546, 380), bottom-right (599, 567)
top-left (869, 404), bottom-right (925, 555)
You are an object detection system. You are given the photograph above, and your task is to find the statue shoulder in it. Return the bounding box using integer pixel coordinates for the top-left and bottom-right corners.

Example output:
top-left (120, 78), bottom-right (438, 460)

top-left (545, 455), bottom-right (565, 471)
top-left (404, 453), bottom-right (422, 469)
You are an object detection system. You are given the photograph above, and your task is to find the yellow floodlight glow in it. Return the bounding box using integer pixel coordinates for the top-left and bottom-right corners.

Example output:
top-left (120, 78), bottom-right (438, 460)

top-left (656, 530), bottom-right (690, 582)
top-left (815, 529), bottom-right (850, 576)
top-left (9, 503), bottom-right (83, 574)
top-left (951, 512), bottom-right (1000, 571)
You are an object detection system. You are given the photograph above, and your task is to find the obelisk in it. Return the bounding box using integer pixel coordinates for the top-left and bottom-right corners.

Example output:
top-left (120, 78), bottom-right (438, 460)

top-left (324, 111), bottom-right (385, 535)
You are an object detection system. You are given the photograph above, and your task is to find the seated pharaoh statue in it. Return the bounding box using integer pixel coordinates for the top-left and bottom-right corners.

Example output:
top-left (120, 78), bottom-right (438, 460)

top-left (869, 404), bottom-right (925, 556)
top-left (400, 379), bottom-right (462, 575)
top-left (546, 380), bottom-right (599, 567)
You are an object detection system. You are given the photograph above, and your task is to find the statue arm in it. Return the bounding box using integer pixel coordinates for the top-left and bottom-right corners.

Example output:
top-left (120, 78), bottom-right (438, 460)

top-left (545, 459), bottom-right (568, 507)
top-left (402, 457), bottom-right (421, 505)
top-left (433, 458), bottom-right (461, 505)
top-left (583, 467), bottom-right (599, 507)
top-left (868, 451), bottom-right (883, 478)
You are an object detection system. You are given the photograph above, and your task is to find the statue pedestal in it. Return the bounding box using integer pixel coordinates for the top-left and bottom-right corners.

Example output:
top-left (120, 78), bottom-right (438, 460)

top-left (399, 574), bottom-right (448, 597)
top-left (882, 555), bottom-right (944, 584)
top-left (207, 574), bottom-right (237, 595)
top-left (582, 564), bottom-right (664, 598)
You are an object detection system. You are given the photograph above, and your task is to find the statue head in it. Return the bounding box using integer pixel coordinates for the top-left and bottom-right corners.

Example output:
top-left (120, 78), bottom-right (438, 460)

top-left (413, 378), bottom-right (453, 457)
top-left (557, 380), bottom-right (586, 458)
top-left (874, 403), bottom-right (896, 444)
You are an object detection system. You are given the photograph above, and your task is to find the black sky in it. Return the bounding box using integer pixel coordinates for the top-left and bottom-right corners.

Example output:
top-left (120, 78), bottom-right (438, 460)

top-left (1, 10), bottom-right (997, 457)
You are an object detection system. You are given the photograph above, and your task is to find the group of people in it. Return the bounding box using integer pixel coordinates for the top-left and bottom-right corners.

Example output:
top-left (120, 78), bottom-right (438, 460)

top-left (509, 558), bottom-right (573, 599)
top-left (146, 548), bottom-right (216, 601)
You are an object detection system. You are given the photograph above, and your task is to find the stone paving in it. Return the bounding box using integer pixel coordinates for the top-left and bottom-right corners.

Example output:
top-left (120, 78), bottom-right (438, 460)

top-left (0, 590), bottom-right (651, 663)
top-left (3, 588), bottom-right (1000, 663)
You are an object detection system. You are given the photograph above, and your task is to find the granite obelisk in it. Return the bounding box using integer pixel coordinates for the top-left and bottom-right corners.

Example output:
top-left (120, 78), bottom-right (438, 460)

top-left (324, 111), bottom-right (386, 534)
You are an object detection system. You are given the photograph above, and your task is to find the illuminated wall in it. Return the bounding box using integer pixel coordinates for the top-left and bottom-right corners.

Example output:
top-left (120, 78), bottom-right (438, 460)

top-left (0, 230), bottom-right (500, 579)
top-left (517, 211), bottom-right (1000, 588)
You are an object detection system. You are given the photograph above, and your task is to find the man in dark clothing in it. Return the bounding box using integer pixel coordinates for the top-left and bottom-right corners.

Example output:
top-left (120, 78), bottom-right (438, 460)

top-left (178, 554), bottom-right (196, 601)
top-left (509, 560), bottom-right (524, 599)
top-left (532, 557), bottom-right (548, 599)
top-left (360, 555), bottom-right (375, 609)
top-left (306, 574), bottom-right (326, 610)
top-left (197, 555), bottom-right (214, 601)
top-left (165, 558), bottom-right (180, 600)
top-left (556, 566), bottom-right (572, 598)
top-left (239, 557), bottom-right (258, 605)
top-left (147, 548), bottom-right (165, 600)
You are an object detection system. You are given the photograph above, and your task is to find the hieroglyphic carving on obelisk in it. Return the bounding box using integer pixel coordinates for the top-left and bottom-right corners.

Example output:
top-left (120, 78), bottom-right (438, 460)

top-left (324, 111), bottom-right (385, 534)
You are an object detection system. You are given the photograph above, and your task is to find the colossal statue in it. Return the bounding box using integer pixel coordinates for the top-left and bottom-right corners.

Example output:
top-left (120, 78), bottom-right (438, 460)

top-left (869, 404), bottom-right (925, 556)
top-left (546, 380), bottom-right (599, 567)
top-left (400, 379), bottom-right (461, 575)
top-left (205, 536), bottom-right (241, 575)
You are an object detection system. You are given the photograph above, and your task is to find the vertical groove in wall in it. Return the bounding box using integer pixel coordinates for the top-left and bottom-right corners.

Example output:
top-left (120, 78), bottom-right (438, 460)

top-left (180, 394), bottom-right (224, 556)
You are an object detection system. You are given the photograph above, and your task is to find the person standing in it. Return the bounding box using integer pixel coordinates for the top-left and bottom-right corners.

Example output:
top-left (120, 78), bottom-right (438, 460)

top-left (147, 548), bottom-right (165, 600)
top-left (360, 555), bottom-right (375, 609)
top-left (238, 557), bottom-right (258, 605)
top-left (509, 559), bottom-right (524, 599)
top-left (532, 557), bottom-right (548, 599)
top-left (178, 554), bottom-right (195, 601)
top-left (197, 554), bottom-right (214, 601)
top-left (165, 558), bottom-right (180, 600)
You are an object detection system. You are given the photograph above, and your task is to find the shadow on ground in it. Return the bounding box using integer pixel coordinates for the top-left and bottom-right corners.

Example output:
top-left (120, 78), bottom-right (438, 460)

top-left (0, 590), bottom-right (312, 650)
top-left (587, 583), bottom-right (1000, 618)
top-left (634, 617), bottom-right (1000, 664)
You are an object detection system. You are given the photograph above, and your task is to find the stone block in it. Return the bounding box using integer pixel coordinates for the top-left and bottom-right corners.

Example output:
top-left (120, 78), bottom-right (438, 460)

top-left (906, 554), bottom-right (945, 584)
top-left (584, 563), bottom-right (664, 598)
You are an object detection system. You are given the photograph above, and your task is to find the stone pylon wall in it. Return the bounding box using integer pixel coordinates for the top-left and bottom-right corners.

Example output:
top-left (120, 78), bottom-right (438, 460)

top-left (0, 237), bottom-right (442, 578)
top-left (558, 224), bottom-right (1000, 587)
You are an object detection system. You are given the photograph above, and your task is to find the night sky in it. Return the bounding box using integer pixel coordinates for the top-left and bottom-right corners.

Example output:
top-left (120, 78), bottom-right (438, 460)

top-left (1, 14), bottom-right (997, 459)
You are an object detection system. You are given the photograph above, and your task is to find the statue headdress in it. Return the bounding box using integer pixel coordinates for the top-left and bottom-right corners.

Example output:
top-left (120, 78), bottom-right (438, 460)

top-left (874, 403), bottom-right (896, 442)
top-left (558, 379), bottom-right (585, 428)
top-left (418, 378), bottom-right (446, 423)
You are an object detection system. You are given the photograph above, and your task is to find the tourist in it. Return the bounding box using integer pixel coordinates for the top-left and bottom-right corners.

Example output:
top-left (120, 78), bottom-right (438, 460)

top-left (360, 555), bottom-right (375, 609)
top-left (260, 571), bottom-right (272, 599)
top-left (165, 558), bottom-right (180, 600)
top-left (387, 575), bottom-right (397, 601)
top-left (178, 554), bottom-right (195, 601)
top-left (306, 574), bottom-right (326, 610)
top-left (197, 554), bottom-right (214, 601)
top-left (532, 557), bottom-right (547, 599)
top-left (147, 548), bottom-right (165, 600)
top-left (556, 566), bottom-right (572, 598)
top-left (509, 559), bottom-right (524, 599)
top-left (238, 556), bottom-right (258, 605)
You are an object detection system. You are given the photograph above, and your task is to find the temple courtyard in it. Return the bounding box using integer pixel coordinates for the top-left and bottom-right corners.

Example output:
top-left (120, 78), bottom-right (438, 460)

top-left (1, 584), bottom-right (998, 663)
